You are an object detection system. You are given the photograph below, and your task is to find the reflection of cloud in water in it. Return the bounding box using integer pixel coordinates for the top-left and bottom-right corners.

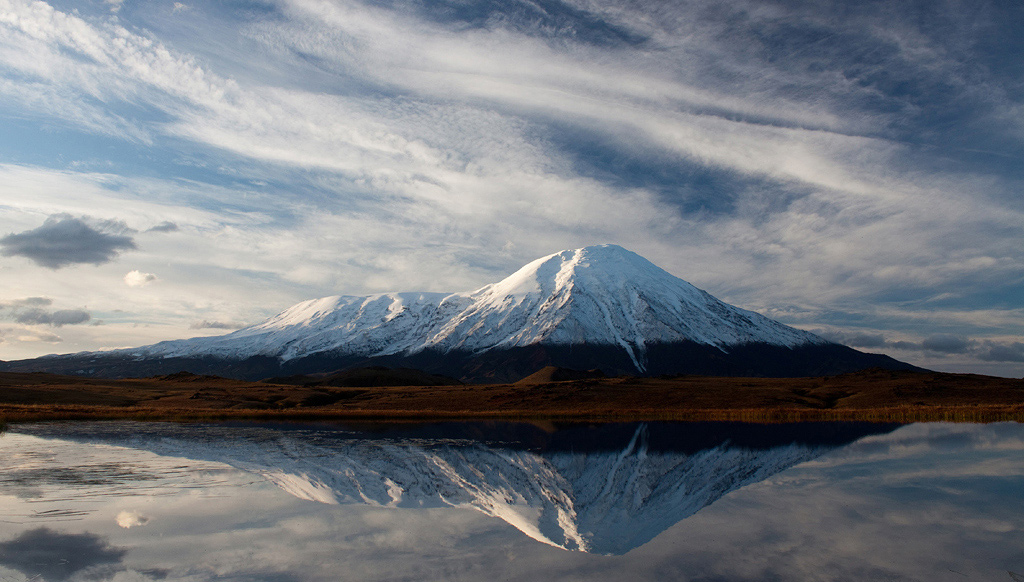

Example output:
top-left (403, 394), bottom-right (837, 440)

top-left (0, 527), bottom-right (126, 581)
top-left (116, 510), bottom-right (149, 529)
top-left (803, 422), bottom-right (1024, 483)
top-left (18, 422), bottom-right (897, 555)
top-left (0, 433), bottom-right (238, 509)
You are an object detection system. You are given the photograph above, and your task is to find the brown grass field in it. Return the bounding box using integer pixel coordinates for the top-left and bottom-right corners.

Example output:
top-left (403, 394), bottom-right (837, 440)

top-left (1, 367), bottom-right (1023, 424)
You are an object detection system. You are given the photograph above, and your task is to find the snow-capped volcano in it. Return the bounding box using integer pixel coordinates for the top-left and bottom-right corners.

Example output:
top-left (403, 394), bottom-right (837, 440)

top-left (129, 245), bottom-right (823, 372)
top-left (7, 244), bottom-right (916, 380)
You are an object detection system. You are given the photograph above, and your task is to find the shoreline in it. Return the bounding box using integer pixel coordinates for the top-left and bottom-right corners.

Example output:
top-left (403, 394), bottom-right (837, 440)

top-left (2, 367), bottom-right (1023, 424)
top-left (2, 404), bottom-right (1023, 424)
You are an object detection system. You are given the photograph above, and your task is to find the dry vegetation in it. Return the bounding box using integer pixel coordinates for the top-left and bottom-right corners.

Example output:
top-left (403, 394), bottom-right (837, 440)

top-left (1, 368), bottom-right (1023, 423)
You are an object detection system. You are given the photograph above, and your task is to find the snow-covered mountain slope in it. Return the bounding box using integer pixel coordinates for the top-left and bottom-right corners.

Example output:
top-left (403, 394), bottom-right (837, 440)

top-left (20, 422), bottom-right (874, 555)
top-left (124, 245), bottom-right (824, 372)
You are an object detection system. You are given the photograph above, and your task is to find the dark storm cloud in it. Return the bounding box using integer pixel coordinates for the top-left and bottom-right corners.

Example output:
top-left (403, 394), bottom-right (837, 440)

top-left (0, 213), bottom-right (137, 268)
top-left (8, 296), bottom-right (52, 307)
top-left (146, 221), bottom-right (179, 233)
top-left (890, 340), bottom-right (919, 351)
top-left (13, 308), bottom-right (91, 326)
top-left (825, 330), bottom-right (1024, 363)
top-left (816, 329), bottom-right (1024, 362)
top-left (0, 528), bottom-right (126, 581)
top-left (977, 342), bottom-right (1024, 363)
top-left (920, 334), bottom-right (972, 354)
top-left (814, 329), bottom-right (888, 349)
top-left (0, 298), bottom-right (91, 327)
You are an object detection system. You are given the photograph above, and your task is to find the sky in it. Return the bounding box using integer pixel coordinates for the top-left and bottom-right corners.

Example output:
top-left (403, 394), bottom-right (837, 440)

top-left (0, 0), bottom-right (1022, 376)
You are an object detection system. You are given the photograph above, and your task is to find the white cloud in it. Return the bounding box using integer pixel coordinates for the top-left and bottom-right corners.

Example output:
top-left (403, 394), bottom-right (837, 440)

top-left (124, 270), bottom-right (158, 287)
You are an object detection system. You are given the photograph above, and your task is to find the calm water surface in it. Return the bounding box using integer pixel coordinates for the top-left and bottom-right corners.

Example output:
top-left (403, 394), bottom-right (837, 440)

top-left (1, 421), bottom-right (1022, 581)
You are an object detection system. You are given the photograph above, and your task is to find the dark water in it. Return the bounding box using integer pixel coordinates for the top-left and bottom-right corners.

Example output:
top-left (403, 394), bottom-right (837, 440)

top-left (1, 421), bottom-right (1022, 581)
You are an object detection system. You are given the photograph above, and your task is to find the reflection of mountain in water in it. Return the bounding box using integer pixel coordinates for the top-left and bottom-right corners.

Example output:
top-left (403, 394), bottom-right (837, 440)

top-left (23, 422), bottom-right (898, 555)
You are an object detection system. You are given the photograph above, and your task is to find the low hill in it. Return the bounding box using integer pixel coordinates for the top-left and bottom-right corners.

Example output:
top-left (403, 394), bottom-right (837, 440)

top-left (264, 366), bottom-right (462, 387)
top-left (516, 366), bottom-right (607, 385)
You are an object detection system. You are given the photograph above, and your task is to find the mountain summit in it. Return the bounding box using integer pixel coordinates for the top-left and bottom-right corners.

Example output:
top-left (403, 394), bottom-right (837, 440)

top-left (4, 245), bottom-right (916, 380)
top-left (425, 244), bottom-right (824, 367)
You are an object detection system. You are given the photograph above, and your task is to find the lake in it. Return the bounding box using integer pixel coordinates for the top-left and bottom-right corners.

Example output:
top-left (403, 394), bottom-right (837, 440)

top-left (1, 421), bottom-right (1022, 581)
